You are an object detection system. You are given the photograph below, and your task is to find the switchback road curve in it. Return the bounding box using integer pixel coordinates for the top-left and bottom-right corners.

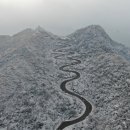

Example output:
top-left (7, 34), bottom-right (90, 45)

top-left (57, 58), bottom-right (92, 130)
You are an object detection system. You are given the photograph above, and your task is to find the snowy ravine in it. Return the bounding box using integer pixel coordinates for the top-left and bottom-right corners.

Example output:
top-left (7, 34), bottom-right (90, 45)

top-left (0, 25), bottom-right (130, 130)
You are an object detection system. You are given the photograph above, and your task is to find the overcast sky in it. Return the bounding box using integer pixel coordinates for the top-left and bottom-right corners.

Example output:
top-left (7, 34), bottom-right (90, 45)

top-left (0, 0), bottom-right (130, 46)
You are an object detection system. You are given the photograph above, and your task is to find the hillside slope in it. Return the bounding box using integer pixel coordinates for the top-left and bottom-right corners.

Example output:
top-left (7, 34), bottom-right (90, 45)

top-left (0, 25), bottom-right (130, 130)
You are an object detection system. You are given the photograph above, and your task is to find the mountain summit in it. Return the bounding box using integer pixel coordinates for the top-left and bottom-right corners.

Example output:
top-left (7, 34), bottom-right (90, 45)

top-left (35, 26), bottom-right (47, 32)
top-left (68, 25), bottom-right (112, 41)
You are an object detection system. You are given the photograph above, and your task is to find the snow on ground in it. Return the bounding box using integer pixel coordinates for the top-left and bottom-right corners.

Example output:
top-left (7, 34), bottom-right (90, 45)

top-left (0, 25), bottom-right (130, 129)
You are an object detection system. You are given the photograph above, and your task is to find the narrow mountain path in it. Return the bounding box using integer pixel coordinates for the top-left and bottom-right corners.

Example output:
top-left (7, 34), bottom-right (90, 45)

top-left (56, 57), bottom-right (92, 130)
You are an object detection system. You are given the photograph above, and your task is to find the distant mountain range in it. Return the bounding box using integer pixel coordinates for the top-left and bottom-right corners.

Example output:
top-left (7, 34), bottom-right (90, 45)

top-left (0, 25), bottom-right (130, 130)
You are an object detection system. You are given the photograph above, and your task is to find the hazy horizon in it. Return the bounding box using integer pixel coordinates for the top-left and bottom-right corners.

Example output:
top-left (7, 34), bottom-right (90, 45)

top-left (0, 0), bottom-right (130, 46)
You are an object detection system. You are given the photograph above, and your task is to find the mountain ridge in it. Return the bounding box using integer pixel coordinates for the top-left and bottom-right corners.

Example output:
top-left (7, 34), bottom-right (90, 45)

top-left (0, 25), bottom-right (130, 130)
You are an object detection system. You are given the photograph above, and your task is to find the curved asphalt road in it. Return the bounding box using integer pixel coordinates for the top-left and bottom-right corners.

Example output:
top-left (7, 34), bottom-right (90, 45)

top-left (57, 58), bottom-right (92, 130)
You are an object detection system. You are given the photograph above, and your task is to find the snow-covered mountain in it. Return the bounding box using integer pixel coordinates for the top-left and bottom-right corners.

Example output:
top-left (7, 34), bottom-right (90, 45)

top-left (68, 25), bottom-right (130, 61)
top-left (0, 25), bottom-right (130, 130)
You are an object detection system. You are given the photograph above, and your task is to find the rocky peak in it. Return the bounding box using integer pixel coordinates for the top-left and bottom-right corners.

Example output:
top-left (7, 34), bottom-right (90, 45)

top-left (68, 25), bottom-right (112, 42)
top-left (35, 26), bottom-right (47, 33)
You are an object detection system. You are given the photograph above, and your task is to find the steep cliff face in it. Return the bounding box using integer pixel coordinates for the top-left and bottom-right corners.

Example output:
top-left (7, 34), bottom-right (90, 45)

top-left (0, 25), bottom-right (130, 130)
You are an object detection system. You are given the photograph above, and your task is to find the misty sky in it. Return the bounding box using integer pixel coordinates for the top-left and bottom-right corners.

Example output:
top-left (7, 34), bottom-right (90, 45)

top-left (0, 0), bottom-right (130, 46)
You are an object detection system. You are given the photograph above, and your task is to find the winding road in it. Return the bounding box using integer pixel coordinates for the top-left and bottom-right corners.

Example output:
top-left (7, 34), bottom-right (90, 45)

top-left (56, 57), bottom-right (92, 130)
